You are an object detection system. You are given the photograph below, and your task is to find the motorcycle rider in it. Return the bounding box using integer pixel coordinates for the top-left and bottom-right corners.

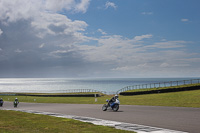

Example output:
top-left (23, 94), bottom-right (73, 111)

top-left (102, 94), bottom-right (120, 111)
top-left (14, 98), bottom-right (19, 107)
top-left (0, 98), bottom-right (3, 107)
top-left (108, 94), bottom-right (119, 106)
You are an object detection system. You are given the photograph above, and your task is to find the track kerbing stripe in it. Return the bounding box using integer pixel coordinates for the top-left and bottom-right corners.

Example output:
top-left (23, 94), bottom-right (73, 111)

top-left (1, 109), bottom-right (188, 133)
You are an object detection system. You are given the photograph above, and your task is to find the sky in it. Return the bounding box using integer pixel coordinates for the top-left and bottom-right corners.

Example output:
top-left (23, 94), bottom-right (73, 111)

top-left (0, 0), bottom-right (200, 78)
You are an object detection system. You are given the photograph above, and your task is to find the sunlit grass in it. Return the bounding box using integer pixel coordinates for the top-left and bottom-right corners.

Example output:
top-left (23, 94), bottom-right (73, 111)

top-left (1, 83), bottom-right (200, 108)
top-left (0, 110), bottom-right (133, 133)
top-left (119, 89), bottom-right (200, 107)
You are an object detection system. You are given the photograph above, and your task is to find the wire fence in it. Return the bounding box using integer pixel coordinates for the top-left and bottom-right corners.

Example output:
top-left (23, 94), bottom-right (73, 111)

top-left (64, 89), bottom-right (105, 94)
top-left (64, 89), bottom-right (117, 95)
top-left (63, 79), bottom-right (200, 95)
top-left (116, 79), bottom-right (200, 94)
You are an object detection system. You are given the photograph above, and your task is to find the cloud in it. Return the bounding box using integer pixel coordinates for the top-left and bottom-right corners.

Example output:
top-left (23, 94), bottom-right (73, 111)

top-left (133, 34), bottom-right (153, 41)
top-left (0, 29), bottom-right (3, 35)
top-left (0, 0), bottom-right (199, 78)
top-left (75, 33), bottom-right (200, 77)
top-left (105, 1), bottom-right (117, 9)
top-left (0, 0), bottom-right (89, 40)
top-left (0, 0), bottom-right (91, 77)
top-left (97, 29), bottom-right (107, 35)
top-left (181, 18), bottom-right (189, 22)
top-left (0, 0), bottom-right (90, 23)
top-left (141, 12), bottom-right (153, 15)
top-left (145, 40), bottom-right (188, 49)
top-left (45, 0), bottom-right (90, 13)
top-left (74, 0), bottom-right (91, 13)
top-left (31, 12), bottom-right (88, 39)
top-left (39, 43), bottom-right (45, 48)
top-left (160, 63), bottom-right (170, 67)
top-left (78, 34), bottom-right (155, 64)
top-left (15, 49), bottom-right (22, 53)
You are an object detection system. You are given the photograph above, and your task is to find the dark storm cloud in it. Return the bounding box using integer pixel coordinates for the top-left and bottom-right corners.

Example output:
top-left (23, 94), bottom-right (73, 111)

top-left (0, 20), bottom-right (91, 77)
top-left (0, 0), bottom-right (110, 78)
top-left (48, 24), bottom-right (67, 34)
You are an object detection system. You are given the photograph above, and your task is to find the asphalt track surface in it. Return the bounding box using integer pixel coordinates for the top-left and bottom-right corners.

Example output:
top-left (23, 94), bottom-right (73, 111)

top-left (2, 102), bottom-right (200, 133)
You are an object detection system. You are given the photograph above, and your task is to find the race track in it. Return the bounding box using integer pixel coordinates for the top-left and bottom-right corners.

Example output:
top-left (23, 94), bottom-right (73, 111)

top-left (2, 102), bottom-right (200, 133)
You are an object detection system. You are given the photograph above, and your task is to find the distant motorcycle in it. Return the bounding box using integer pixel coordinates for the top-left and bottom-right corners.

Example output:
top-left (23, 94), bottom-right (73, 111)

top-left (102, 99), bottom-right (120, 111)
top-left (0, 100), bottom-right (3, 107)
top-left (14, 100), bottom-right (19, 108)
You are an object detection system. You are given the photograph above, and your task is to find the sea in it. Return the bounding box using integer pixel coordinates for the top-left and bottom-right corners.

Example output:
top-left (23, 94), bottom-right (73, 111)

top-left (0, 78), bottom-right (199, 94)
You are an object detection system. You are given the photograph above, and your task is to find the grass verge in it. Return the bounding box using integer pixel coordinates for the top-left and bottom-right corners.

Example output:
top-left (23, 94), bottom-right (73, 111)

top-left (1, 83), bottom-right (200, 108)
top-left (1, 89), bottom-right (200, 108)
top-left (119, 89), bottom-right (200, 107)
top-left (0, 110), bottom-right (133, 133)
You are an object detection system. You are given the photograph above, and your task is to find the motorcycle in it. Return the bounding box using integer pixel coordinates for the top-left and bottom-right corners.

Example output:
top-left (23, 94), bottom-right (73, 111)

top-left (0, 100), bottom-right (3, 107)
top-left (102, 98), bottom-right (120, 111)
top-left (14, 101), bottom-right (19, 108)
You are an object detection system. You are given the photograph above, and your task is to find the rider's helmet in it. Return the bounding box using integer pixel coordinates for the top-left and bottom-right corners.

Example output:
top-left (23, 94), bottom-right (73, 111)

top-left (115, 94), bottom-right (118, 99)
top-left (15, 98), bottom-right (18, 100)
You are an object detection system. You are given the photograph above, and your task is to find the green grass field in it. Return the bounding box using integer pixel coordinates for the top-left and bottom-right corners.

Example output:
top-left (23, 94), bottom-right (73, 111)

top-left (120, 89), bottom-right (200, 107)
top-left (1, 89), bottom-right (200, 108)
top-left (0, 85), bottom-right (199, 132)
top-left (0, 110), bottom-right (133, 133)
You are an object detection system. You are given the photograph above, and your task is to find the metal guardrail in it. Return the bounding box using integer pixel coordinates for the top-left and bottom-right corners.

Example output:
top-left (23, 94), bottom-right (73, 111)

top-left (0, 94), bottom-right (16, 96)
top-left (64, 89), bottom-right (115, 95)
top-left (64, 89), bottom-right (105, 94)
top-left (65, 79), bottom-right (200, 95)
top-left (116, 79), bottom-right (200, 94)
top-left (2, 80), bottom-right (198, 95)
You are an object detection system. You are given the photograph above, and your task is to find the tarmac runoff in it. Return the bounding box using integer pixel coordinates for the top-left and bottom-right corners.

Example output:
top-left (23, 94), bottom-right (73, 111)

top-left (2, 108), bottom-right (187, 133)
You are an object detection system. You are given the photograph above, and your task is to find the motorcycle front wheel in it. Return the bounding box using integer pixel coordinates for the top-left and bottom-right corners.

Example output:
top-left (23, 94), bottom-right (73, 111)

top-left (14, 102), bottom-right (18, 108)
top-left (102, 104), bottom-right (107, 111)
top-left (112, 104), bottom-right (119, 111)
